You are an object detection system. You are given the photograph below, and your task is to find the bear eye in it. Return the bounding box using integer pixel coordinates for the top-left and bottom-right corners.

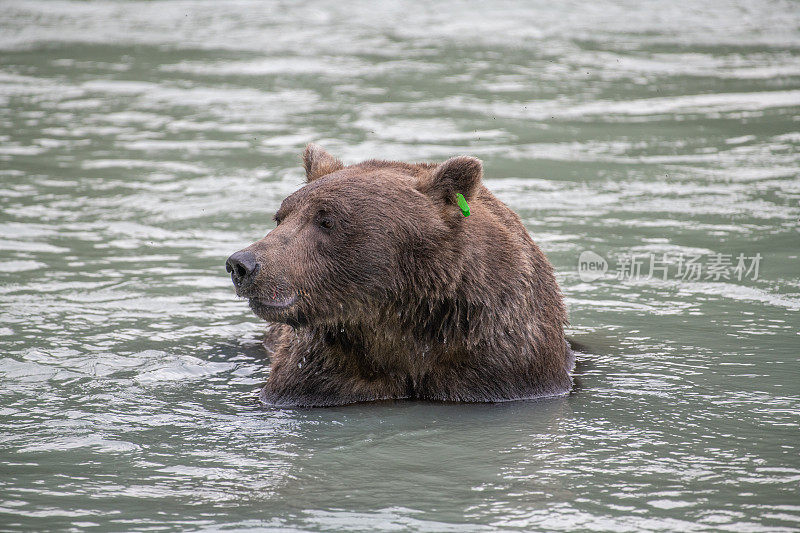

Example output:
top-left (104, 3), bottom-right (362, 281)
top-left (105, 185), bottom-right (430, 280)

top-left (273, 214), bottom-right (282, 226)
top-left (316, 211), bottom-right (334, 230)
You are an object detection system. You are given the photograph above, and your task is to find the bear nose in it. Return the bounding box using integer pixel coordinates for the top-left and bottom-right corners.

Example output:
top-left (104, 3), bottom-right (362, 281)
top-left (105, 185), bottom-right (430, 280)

top-left (226, 250), bottom-right (260, 289)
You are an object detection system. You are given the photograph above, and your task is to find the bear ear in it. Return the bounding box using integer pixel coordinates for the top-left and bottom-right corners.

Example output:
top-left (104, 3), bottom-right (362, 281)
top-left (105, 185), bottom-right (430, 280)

top-left (418, 155), bottom-right (483, 207)
top-left (303, 143), bottom-right (344, 182)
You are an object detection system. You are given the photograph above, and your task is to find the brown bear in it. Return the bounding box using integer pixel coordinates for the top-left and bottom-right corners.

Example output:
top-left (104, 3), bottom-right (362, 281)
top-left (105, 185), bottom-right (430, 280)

top-left (226, 144), bottom-right (573, 406)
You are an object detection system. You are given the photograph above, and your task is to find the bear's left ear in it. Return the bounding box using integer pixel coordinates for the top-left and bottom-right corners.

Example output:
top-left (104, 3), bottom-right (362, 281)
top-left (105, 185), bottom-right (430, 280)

top-left (418, 155), bottom-right (483, 207)
top-left (303, 143), bottom-right (344, 182)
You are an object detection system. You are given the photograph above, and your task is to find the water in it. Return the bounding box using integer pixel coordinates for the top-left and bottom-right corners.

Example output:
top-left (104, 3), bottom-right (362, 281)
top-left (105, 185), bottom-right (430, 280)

top-left (1, 1), bottom-right (799, 531)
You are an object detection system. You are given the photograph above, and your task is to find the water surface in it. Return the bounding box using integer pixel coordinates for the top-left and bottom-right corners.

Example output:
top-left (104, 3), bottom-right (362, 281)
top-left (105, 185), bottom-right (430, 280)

top-left (1, 1), bottom-right (799, 531)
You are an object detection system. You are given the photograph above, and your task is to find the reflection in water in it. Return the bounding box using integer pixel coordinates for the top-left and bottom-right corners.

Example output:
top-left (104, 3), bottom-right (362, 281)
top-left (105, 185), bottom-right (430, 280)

top-left (1, 0), bottom-right (799, 530)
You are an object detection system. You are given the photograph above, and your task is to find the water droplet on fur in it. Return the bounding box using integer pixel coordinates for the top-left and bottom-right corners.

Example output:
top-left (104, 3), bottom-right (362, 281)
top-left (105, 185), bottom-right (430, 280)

top-left (297, 362), bottom-right (302, 368)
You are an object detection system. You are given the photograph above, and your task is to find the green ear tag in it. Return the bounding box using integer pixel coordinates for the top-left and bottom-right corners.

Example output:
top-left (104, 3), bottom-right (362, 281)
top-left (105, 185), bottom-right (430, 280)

top-left (456, 193), bottom-right (470, 217)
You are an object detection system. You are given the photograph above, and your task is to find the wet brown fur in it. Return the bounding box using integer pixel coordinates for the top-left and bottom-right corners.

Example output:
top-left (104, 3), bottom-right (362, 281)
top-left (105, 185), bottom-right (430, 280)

top-left (232, 144), bottom-right (572, 406)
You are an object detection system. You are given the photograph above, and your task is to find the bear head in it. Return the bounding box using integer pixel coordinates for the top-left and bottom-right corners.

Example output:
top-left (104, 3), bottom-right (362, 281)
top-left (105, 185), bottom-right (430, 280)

top-left (226, 144), bottom-right (483, 329)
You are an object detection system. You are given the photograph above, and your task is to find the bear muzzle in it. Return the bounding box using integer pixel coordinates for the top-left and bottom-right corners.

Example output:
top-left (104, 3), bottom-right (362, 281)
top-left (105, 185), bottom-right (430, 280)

top-left (226, 250), bottom-right (260, 291)
top-left (247, 286), bottom-right (301, 325)
top-left (227, 249), bottom-right (303, 323)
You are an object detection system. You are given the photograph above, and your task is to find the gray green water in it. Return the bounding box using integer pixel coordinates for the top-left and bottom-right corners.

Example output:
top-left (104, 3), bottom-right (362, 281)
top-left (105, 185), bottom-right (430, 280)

top-left (1, 1), bottom-right (799, 531)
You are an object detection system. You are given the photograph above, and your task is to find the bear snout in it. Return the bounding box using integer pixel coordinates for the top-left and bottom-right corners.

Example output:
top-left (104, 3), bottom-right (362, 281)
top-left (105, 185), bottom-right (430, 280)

top-left (226, 250), bottom-right (260, 291)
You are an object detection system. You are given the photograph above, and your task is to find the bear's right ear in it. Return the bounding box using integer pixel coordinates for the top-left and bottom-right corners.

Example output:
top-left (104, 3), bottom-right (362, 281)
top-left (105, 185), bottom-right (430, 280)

top-left (418, 155), bottom-right (483, 208)
top-left (303, 143), bottom-right (344, 182)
